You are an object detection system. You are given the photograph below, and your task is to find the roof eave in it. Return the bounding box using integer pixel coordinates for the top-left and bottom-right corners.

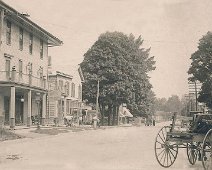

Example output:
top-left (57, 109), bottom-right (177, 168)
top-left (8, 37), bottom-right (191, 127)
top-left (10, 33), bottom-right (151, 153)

top-left (0, 0), bottom-right (63, 46)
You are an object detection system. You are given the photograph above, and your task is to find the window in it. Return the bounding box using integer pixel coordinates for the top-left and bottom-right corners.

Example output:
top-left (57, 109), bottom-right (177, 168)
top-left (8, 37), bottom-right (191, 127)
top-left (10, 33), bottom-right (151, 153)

top-left (40, 39), bottom-right (43, 59)
top-left (71, 83), bottom-right (75, 97)
top-left (48, 56), bottom-right (52, 66)
top-left (27, 62), bottom-right (32, 85)
top-left (6, 20), bottom-right (11, 45)
top-left (27, 62), bottom-right (32, 75)
top-left (19, 60), bottom-right (23, 78)
top-left (29, 33), bottom-right (33, 54)
top-left (78, 85), bottom-right (82, 99)
top-left (5, 59), bottom-right (10, 79)
top-left (39, 67), bottom-right (43, 78)
top-left (59, 80), bottom-right (63, 92)
top-left (65, 82), bottom-right (70, 95)
top-left (19, 28), bottom-right (23, 50)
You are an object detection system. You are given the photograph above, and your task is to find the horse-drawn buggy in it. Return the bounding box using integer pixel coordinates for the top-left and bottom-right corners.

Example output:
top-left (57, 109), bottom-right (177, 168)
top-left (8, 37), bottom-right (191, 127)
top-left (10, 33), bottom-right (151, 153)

top-left (154, 111), bottom-right (212, 170)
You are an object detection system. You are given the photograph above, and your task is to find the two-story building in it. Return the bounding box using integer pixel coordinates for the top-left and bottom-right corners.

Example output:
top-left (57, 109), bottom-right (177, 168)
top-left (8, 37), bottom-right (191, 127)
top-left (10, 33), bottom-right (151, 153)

top-left (48, 67), bottom-right (84, 126)
top-left (0, 1), bottom-right (62, 128)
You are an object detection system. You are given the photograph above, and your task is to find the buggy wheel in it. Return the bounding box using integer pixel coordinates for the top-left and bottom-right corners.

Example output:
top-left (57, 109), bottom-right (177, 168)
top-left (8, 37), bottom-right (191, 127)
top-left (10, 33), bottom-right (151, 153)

top-left (202, 129), bottom-right (212, 170)
top-left (154, 126), bottom-right (178, 168)
top-left (187, 142), bottom-right (198, 165)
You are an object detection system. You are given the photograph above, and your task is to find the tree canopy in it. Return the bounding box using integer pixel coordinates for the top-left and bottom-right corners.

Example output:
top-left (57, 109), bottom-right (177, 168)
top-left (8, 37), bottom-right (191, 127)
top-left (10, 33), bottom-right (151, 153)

top-left (80, 31), bottom-right (156, 125)
top-left (188, 32), bottom-right (212, 108)
top-left (154, 95), bottom-right (182, 113)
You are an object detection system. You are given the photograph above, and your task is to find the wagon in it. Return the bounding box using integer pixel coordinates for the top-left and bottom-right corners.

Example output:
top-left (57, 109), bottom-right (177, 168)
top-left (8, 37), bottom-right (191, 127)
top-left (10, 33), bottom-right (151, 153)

top-left (154, 112), bottom-right (212, 170)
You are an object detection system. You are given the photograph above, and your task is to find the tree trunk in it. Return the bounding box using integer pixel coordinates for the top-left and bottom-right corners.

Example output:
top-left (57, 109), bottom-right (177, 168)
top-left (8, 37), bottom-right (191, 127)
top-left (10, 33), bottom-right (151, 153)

top-left (108, 105), bottom-right (112, 126)
top-left (112, 105), bottom-right (116, 126)
top-left (101, 104), bottom-right (105, 126)
top-left (117, 106), bottom-right (119, 126)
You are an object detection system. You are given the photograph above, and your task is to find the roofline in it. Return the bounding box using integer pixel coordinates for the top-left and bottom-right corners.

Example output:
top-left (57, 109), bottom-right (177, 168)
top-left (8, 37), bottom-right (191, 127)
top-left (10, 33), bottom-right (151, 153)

top-left (78, 65), bottom-right (85, 83)
top-left (49, 71), bottom-right (73, 80)
top-left (0, 0), bottom-right (63, 46)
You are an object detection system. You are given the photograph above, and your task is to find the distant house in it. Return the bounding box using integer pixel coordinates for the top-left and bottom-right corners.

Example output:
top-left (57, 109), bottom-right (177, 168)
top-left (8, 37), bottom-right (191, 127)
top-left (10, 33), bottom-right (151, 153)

top-left (154, 111), bottom-right (171, 122)
top-left (47, 68), bottom-right (84, 125)
top-left (0, 1), bottom-right (62, 128)
top-left (119, 104), bottom-right (133, 124)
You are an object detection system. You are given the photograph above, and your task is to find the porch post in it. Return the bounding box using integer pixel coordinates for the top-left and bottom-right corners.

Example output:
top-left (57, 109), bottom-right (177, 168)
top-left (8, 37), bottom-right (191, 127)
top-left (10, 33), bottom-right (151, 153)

top-left (27, 90), bottom-right (32, 127)
top-left (10, 86), bottom-right (15, 129)
top-left (54, 100), bottom-right (58, 126)
top-left (64, 97), bottom-right (67, 117)
top-left (41, 93), bottom-right (46, 126)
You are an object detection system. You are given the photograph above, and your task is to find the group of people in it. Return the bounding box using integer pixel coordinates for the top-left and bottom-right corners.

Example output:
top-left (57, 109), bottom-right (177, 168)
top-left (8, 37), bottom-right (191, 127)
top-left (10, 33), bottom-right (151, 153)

top-left (64, 114), bottom-right (100, 128)
top-left (144, 117), bottom-right (156, 126)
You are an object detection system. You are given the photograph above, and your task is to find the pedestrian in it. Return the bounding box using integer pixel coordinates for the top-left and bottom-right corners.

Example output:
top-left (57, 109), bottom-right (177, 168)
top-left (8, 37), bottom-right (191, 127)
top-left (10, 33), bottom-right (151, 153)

top-left (153, 119), bottom-right (156, 126)
top-left (79, 116), bottom-right (83, 126)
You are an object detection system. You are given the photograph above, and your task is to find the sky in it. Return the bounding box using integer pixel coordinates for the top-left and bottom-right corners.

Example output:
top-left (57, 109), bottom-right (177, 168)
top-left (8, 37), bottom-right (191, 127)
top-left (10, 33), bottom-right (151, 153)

top-left (3, 0), bottom-right (212, 99)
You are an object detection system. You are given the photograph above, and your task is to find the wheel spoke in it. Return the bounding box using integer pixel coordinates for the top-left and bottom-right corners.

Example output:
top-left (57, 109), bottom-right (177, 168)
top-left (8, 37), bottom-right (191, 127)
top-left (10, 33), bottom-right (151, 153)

top-left (157, 148), bottom-right (166, 158)
top-left (163, 151), bottom-right (167, 166)
top-left (161, 129), bottom-right (166, 141)
top-left (159, 150), bottom-right (166, 163)
top-left (167, 149), bottom-right (173, 164)
top-left (169, 149), bottom-right (175, 159)
top-left (166, 150), bottom-right (169, 166)
top-left (158, 133), bottom-right (165, 143)
top-left (170, 147), bottom-right (177, 153)
top-left (156, 140), bottom-right (164, 145)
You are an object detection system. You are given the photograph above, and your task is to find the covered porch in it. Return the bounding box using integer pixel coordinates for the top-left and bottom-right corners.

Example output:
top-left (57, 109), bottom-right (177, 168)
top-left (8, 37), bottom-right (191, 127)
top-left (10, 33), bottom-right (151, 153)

top-left (0, 85), bottom-right (47, 129)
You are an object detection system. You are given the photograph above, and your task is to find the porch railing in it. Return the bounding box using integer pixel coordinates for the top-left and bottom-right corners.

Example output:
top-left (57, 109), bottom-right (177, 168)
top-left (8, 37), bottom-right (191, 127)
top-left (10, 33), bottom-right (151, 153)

top-left (0, 71), bottom-right (47, 90)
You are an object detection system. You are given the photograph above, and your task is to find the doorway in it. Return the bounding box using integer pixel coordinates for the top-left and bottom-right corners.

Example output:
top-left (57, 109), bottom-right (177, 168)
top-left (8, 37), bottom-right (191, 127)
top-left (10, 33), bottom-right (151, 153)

top-left (4, 96), bottom-right (9, 125)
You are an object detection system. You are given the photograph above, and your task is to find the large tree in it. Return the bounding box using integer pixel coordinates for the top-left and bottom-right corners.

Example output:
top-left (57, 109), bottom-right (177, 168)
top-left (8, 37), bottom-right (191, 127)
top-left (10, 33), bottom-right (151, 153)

top-left (154, 95), bottom-right (182, 113)
top-left (188, 32), bottom-right (212, 109)
top-left (80, 31), bottom-right (156, 125)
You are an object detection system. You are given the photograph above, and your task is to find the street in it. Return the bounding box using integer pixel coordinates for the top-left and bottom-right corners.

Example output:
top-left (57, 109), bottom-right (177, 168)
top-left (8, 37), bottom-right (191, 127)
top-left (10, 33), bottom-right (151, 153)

top-left (0, 124), bottom-right (204, 170)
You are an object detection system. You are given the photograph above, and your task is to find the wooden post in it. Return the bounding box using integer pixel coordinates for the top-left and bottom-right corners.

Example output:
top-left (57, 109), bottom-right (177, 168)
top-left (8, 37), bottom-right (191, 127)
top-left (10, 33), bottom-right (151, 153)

top-left (96, 80), bottom-right (99, 115)
top-left (194, 81), bottom-right (198, 111)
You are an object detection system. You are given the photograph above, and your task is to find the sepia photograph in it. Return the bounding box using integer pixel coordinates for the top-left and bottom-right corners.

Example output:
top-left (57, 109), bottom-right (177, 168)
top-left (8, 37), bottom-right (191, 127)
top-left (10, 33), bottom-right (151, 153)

top-left (0, 0), bottom-right (211, 170)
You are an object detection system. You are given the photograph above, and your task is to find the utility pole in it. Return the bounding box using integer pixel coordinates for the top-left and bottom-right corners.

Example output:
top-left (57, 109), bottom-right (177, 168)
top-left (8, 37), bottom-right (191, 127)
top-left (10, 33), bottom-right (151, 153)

top-left (96, 79), bottom-right (100, 115)
top-left (194, 81), bottom-right (198, 111)
top-left (188, 81), bottom-right (201, 111)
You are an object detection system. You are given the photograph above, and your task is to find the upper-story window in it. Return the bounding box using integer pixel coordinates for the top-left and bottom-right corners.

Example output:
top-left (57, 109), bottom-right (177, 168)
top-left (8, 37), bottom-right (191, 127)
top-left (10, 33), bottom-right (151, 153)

top-left (71, 82), bottom-right (75, 97)
top-left (6, 20), bottom-right (11, 45)
top-left (27, 62), bottom-right (33, 75)
top-left (39, 67), bottom-right (43, 78)
top-left (29, 33), bottom-right (33, 54)
top-left (78, 85), bottom-right (82, 99)
top-left (5, 59), bottom-right (11, 79)
top-left (40, 39), bottom-right (44, 59)
top-left (19, 28), bottom-right (23, 50)
top-left (59, 80), bottom-right (63, 92)
top-left (19, 60), bottom-right (23, 78)
top-left (48, 56), bottom-right (52, 66)
top-left (65, 81), bottom-right (70, 95)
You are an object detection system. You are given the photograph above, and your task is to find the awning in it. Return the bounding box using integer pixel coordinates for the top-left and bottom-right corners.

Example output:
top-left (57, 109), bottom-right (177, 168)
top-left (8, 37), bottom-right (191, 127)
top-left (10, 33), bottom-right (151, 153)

top-left (119, 112), bottom-right (125, 118)
top-left (123, 108), bottom-right (133, 117)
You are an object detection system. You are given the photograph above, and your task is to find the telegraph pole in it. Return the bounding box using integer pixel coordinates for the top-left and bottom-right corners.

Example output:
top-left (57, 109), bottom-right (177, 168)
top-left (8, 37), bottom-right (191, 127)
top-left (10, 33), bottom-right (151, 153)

top-left (194, 81), bottom-right (198, 111)
top-left (96, 79), bottom-right (100, 115)
top-left (188, 81), bottom-right (201, 111)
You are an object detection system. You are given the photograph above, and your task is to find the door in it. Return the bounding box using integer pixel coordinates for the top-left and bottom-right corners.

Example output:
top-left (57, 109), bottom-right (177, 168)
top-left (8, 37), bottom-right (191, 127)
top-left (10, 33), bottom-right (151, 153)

top-left (4, 96), bottom-right (10, 125)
